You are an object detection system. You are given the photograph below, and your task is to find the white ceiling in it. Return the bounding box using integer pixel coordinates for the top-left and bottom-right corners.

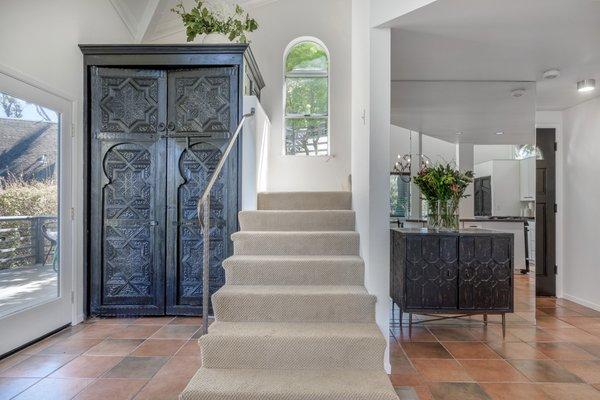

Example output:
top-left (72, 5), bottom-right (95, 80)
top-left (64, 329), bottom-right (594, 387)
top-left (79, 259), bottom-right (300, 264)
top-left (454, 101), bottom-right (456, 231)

top-left (390, 0), bottom-right (600, 111)
top-left (109, 0), bottom-right (277, 42)
top-left (392, 81), bottom-right (536, 145)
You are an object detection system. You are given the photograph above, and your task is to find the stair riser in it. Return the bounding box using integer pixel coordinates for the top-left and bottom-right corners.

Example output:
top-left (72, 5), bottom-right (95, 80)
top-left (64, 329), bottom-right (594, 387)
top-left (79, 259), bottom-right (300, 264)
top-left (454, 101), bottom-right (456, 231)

top-left (239, 211), bottom-right (355, 231)
top-left (233, 233), bottom-right (360, 256)
top-left (200, 336), bottom-right (385, 370)
top-left (212, 294), bottom-right (376, 323)
top-left (223, 259), bottom-right (364, 285)
top-left (257, 192), bottom-right (352, 210)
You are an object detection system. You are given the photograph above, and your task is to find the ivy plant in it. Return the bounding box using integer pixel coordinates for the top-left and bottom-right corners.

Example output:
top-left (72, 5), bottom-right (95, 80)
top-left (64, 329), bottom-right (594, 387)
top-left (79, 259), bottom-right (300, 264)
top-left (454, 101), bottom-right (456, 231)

top-left (172, 1), bottom-right (258, 43)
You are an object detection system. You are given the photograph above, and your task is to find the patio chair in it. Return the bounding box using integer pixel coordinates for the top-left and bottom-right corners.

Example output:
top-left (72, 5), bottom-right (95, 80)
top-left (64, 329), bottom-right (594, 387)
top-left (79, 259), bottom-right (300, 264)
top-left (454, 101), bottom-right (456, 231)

top-left (41, 222), bottom-right (59, 272)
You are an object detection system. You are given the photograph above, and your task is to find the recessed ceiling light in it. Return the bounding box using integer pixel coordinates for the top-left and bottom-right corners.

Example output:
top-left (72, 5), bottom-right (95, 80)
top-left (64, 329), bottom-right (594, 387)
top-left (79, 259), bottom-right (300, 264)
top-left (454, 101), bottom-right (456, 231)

top-left (455, 132), bottom-right (462, 135)
top-left (578, 79), bottom-right (596, 93)
top-left (496, 131), bottom-right (504, 135)
top-left (543, 69), bottom-right (561, 80)
top-left (511, 89), bottom-right (526, 98)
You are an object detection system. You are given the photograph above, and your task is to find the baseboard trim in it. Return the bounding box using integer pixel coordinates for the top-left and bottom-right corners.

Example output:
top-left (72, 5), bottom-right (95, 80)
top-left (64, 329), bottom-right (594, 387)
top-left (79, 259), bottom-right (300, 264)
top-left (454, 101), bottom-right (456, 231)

top-left (563, 293), bottom-right (600, 312)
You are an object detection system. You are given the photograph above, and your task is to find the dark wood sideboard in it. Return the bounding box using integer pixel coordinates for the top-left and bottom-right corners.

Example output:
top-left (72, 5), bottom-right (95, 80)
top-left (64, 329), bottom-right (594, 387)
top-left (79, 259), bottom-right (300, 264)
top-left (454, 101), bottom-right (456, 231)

top-left (390, 228), bottom-right (514, 336)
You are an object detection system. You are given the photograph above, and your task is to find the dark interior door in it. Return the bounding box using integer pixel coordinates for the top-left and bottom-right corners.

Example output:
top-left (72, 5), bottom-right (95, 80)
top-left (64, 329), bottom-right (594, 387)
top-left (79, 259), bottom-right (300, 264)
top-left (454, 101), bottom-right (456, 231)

top-left (536, 129), bottom-right (556, 296)
top-left (165, 68), bottom-right (239, 315)
top-left (90, 68), bottom-right (167, 316)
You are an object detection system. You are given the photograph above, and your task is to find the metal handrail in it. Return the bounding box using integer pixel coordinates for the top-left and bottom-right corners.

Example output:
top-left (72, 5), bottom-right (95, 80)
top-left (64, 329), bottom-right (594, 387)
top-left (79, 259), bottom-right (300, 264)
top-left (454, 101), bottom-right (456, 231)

top-left (197, 108), bottom-right (255, 335)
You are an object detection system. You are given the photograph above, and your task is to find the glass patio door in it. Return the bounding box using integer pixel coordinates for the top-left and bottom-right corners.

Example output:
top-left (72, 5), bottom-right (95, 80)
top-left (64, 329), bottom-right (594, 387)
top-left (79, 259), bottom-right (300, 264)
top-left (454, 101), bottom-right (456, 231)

top-left (0, 72), bottom-right (74, 356)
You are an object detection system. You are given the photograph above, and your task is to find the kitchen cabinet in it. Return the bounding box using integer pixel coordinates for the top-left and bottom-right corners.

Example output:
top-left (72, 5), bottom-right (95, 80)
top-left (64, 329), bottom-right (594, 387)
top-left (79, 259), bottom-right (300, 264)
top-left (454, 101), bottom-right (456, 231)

top-left (527, 221), bottom-right (536, 263)
top-left (520, 157), bottom-right (536, 201)
top-left (474, 160), bottom-right (521, 216)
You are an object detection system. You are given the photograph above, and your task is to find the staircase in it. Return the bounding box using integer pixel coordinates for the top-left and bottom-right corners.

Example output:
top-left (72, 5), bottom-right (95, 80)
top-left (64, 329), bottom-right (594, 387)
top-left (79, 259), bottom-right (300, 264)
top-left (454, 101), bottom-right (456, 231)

top-left (181, 192), bottom-right (398, 400)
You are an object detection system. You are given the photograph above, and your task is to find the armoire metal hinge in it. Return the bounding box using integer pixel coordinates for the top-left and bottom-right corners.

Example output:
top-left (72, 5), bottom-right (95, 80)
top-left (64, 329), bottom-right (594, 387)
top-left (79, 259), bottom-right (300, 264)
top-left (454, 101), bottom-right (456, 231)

top-left (554, 265), bottom-right (558, 275)
top-left (554, 142), bottom-right (558, 151)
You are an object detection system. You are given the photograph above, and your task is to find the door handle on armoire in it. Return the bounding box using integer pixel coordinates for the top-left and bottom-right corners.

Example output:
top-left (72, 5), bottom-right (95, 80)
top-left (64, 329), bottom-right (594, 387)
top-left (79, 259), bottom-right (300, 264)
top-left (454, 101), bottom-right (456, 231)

top-left (167, 122), bottom-right (176, 132)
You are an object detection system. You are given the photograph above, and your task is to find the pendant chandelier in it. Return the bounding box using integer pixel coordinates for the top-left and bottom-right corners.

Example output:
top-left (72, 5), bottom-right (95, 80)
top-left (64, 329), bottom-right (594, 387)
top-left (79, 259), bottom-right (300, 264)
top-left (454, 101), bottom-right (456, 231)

top-left (392, 131), bottom-right (431, 183)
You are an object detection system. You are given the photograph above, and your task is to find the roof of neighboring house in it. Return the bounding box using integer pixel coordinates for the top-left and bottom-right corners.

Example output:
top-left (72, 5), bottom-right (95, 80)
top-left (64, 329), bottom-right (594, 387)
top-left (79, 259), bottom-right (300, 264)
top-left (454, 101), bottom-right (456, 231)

top-left (0, 118), bottom-right (58, 179)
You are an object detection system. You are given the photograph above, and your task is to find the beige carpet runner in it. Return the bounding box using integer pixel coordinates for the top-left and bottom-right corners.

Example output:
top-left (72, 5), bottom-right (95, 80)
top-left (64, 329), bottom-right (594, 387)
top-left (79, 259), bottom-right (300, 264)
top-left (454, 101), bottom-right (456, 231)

top-left (181, 192), bottom-right (398, 400)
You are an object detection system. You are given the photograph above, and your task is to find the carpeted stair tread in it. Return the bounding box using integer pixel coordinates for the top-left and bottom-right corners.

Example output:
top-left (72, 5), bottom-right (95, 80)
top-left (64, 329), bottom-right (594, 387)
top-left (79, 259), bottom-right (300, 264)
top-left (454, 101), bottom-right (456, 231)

top-left (223, 255), bottom-right (364, 285)
top-left (212, 285), bottom-right (376, 323)
top-left (200, 322), bottom-right (385, 370)
top-left (239, 210), bottom-right (356, 231)
top-left (181, 368), bottom-right (399, 400)
top-left (232, 231), bottom-right (360, 256)
top-left (257, 191), bottom-right (352, 211)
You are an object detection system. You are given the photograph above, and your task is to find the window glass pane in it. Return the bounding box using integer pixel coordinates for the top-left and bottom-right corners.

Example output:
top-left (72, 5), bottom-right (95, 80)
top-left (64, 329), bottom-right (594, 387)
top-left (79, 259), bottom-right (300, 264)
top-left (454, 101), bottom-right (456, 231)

top-left (285, 118), bottom-right (328, 156)
top-left (390, 175), bottom-right (411, 217)
top-left (0, 91), bottom-right (60, 317)
top-left (285, 77), bottom-right (328, 115)
top-left (286, 42), bottom-right (328, 74)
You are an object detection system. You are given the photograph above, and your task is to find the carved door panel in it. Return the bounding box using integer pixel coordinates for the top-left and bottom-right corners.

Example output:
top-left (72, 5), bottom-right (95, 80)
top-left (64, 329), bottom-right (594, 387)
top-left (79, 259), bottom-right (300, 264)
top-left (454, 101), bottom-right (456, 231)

top-left (165, 68), bottom-right (238, 315)
top-left (90, 68), bottom-right (167, 316)
top-left (404, 236), bottom-right (458, 310)
top-left (458, 236), bottom-right (513, 311)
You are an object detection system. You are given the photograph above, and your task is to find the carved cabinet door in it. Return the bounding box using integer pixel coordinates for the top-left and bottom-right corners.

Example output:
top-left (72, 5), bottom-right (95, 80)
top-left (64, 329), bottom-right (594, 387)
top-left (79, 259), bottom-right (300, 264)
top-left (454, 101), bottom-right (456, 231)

top-left (165, 68), bottom-right (238, 315)
top-left (405, 235), bottom-right (459, 310)
top-left (458, 236), bottom-right (513, 311)
top-left (90, 68), bottom-right (167, 316)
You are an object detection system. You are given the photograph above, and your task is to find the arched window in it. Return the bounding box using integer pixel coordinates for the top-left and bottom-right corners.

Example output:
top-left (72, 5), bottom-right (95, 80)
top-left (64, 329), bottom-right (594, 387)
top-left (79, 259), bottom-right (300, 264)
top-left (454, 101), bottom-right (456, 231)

top-left (283, 38), bottom-right (329, 156)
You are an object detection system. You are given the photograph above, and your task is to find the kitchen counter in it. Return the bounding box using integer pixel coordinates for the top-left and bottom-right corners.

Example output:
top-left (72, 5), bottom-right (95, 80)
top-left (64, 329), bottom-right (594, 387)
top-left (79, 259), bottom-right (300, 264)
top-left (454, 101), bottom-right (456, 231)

top-left (460, 217), bottom-right (534, 223)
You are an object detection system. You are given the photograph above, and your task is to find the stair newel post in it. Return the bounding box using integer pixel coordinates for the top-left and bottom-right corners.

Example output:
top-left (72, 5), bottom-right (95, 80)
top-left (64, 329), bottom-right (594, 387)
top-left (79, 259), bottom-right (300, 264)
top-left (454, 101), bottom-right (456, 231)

top-left (201, 195), bottom-right (211, 335)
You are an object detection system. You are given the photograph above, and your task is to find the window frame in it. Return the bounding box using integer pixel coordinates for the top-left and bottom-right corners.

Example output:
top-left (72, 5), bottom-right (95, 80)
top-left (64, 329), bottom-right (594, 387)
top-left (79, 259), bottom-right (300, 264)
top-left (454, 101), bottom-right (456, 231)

top-left (282, 37), bottom-right (331, 157)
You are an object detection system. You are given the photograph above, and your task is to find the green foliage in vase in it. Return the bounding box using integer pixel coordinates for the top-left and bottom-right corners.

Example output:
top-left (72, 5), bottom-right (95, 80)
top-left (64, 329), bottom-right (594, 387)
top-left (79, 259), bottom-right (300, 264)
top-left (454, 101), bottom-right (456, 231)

top-left (172, 1), bottom-right (258, 43)
top-left (413, 163), bottom-right (474, 204)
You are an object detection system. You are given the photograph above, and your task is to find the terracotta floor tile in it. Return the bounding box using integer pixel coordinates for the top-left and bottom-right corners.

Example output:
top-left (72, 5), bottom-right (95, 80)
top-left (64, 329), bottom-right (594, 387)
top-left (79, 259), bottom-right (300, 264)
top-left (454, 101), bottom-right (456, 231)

top-left (414, 385), bottom-right (433, 400)
top-left (149, 325), bottom-right (199, 340)
top-left (130, 340), bottom-right (186, 357)
top-left (0, 355), bottom-right (76, 378)
top-left (154, 356), bottom-right (201, 380)
top-left (0, 353), bottom-right (31, 373)
top-left (68, 324), bottom-right (128, 340)
top-left (543, 328), bottom-right (600, 343)
top-left (557, 360), bottom-right (600, 384)
top-left (37, 338), bottom-right (103, 355)
top-left (539, 383), bottom-right (600, 400)
top-left (168, 317), bottom-right (203, 326)
top-left (535, 317), bottom-right (577, 329)
top-left (428, 327), bottom-right (477, 342)
top-left (73, 378), bottom-right (147, 400)
top-left (87, 318), bottom-right (137, 325)
top-left (173, 340), bottom-right (201, 358)
top-left (50, 355), bottom-right (123, 378)
top-left (427, 382), bottom-right (491, 400)
top-left (539, 307), bottom-right (583, 318)
top-left (508, 327), bottom-right (558, 342)
top-left (12, 377), bottom-right (93, 400)
top-left (391, 354), bottom-right (418, 374)
top-left (393, 327), bottom-right (438, 342)
top-left (86, 339), bottom-right (144, 356)
top-left (442, 342), bottom-right (500, 359)
top-left (467, 327), bottom-right (521, 343)
top-left (395, 386), bottom-right (420, 399)
top-left (109, 325), bottom-right (162, 340)
top-left (556, 316), bottom-right (600, 328)
top-left (575, 343), bottom-right (600, 358)
top-left (480, 383), bottom-right (549, 400)
top-left (509, 360), bottom-right (584, 383)
top-left (531, 342), bottom-right (596, 360)
top-left (459, 359), bottom-right (529, 382)
top-left (133, 375), bottom-right (191, 400)
top-left (412, 359), bottom-right (473, 382)
top-left (0, 377), bottom-right (39, 400)
top-left (131, 317), bottom-right (175, 325)
top-left (402, 342), bottom-right (453, 359)
top-left (390, 372), bottom-right (425, 387)
top-left (487, 342), bottom-right (548, 360)
top-left (104, 356), bottom-right (168, 379)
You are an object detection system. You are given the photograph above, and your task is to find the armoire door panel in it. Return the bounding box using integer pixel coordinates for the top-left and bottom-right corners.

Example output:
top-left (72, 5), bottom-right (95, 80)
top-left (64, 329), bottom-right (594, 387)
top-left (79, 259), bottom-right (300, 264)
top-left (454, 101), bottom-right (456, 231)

top-left (165, 68), bottom-right (239, 316)
top-left (168, 68), bottom-right (237, 138)
top-left (90, 68), bottom-right (167, 316)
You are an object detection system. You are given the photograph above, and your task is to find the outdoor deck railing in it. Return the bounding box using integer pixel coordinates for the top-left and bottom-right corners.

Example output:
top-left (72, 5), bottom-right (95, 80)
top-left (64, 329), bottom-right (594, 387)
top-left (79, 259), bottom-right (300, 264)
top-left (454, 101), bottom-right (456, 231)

top-left (0, 215), bottom-right (57, 269)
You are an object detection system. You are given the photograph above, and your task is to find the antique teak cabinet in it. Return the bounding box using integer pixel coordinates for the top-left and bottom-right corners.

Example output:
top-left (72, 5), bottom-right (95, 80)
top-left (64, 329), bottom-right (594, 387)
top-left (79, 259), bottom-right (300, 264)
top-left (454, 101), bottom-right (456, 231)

top-left (390, 228), bottom-right (514, 335)
top-left (80, 44), bottom-right (264, 316)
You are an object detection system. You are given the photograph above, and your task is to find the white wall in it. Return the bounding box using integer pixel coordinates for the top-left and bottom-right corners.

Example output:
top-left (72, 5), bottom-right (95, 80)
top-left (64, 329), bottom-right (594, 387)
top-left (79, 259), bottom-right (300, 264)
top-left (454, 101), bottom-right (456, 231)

top-left (474, 145), bottom-right (516, 164)
top-left (242, 96), bottom-right (271, 210)
top-left (150, 0), bottom-right (352, 192)
top-left (389, 125), bottom-right (456, 170)
top-left (0, 0), bottom-right (134, 322)
top-left (561, 98), bottom-right (600, 309)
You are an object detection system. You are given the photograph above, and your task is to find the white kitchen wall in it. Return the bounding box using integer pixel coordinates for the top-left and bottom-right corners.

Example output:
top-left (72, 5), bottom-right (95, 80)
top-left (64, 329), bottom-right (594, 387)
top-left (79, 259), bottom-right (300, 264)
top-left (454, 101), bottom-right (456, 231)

top-left (474, 145), bottom-right (516, 164)
top-left (562, 97), bottom-right (600, 310)
top-left (0, 0), bottom-right (134, 322)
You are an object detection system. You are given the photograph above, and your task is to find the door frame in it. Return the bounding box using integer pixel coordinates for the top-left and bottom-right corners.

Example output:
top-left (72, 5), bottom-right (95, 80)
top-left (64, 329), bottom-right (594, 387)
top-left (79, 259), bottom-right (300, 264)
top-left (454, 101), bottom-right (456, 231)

top-left (0, 65), bottom-right (78, 356)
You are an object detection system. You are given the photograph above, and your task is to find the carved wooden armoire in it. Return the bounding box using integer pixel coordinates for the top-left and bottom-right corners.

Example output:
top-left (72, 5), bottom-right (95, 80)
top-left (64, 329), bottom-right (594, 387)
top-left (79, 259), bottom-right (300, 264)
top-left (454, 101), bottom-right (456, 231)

top-left (80, 45), bottom-right (264, 316)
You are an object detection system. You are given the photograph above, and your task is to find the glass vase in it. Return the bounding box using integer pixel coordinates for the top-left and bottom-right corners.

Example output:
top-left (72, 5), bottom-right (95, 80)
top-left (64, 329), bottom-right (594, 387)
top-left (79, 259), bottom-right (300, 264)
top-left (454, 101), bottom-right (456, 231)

top-left (426, 199), bottom-right (459, 231)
